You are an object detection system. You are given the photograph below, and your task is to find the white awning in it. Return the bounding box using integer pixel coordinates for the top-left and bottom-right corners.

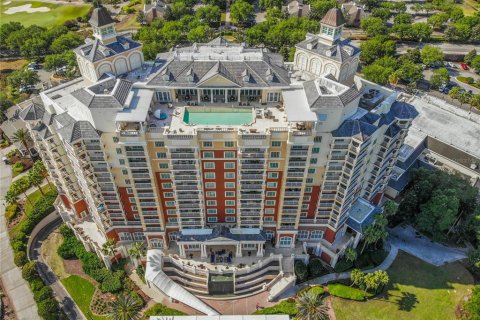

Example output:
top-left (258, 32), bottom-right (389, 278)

top-left (282, 88), bottom-right (317, 122)
top-left (115, 88), bottom-right (154, 122)
top-left (145, 249), bottom-right (219, 316)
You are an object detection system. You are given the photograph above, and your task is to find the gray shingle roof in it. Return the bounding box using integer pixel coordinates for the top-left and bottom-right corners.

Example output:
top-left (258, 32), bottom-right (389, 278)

top-left (74, 36), bottom-right (141, 63)
top-left (19, 103), bottom-right (45, 121)
top-left (71, 79), bottom-right (132, 109)
top-left (296, 36), bottom-right (360, 63)
top-left (332, 119), bottom-right (377, 140)
top-left (89, 7), bottom-right (115, 27)
top-left (390, 101), bottom-right (418, 120)
top-left (57, 120), bottom-right (100, 143)
top-left (178, 226), bottom-right (266, 242)
top-left (148, 59), bottom-right (290, 88)
top-left (303, 79), bottom-right (361, 109)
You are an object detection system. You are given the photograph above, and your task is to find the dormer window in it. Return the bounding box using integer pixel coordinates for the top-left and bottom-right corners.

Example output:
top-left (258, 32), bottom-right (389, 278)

top-left (121, 41), bottom-right (130, 50)
top-left (100, 26), bottom-right (115, 36)
top-left (186, 68), bottom-right (195, 82)
top-left (321, 26), bottom-right (334, 36)
top-left (242, 69), bottom-right (250, 82)
top-left (266, 68), bottom-right (274, 82)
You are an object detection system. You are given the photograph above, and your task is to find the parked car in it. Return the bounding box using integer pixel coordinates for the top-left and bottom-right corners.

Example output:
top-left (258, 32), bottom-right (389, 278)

top-left (19, 85), bottom-right (35, 93)
top-left (27, 62), bottom-right (41, 71)
top-left (447, 62), bottom-right (457, 68)
top-left (461, 63), bottom-right (469, 70)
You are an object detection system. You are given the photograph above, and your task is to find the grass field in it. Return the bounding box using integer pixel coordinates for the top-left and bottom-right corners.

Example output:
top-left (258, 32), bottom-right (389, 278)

top-left (41, 231), bottom-right (70, 279)
top-left (61, 275), bottom-right (107, 320)
top-left (332, 252), bottom-right (475, 320)
top-left (459, 0), bottom-right (478, 16)
top-left (0, 0), bottom-right (91, 27)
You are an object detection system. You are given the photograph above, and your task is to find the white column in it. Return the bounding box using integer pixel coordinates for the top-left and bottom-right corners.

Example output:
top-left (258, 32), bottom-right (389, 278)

top-left (179, 243), bottom-right (186, 258)
top-left (224, 89), bottom-right (228, 103)
top-left (201, 244), bottom-right (207, 258)
top-left (353, 232), bottom-right (362, 248)
top-left (197, 89), bottom-right (201, 103)
top-left (315, 243), bottom-right (321, 256)
top-left (210, 89), bottom-right (213, 103)
top-left (236, 243), bottom-right (242, 257)
top-left (256, 243), bottom-right (263, 257)
top-left (238, 89), bottom-right (241, 102)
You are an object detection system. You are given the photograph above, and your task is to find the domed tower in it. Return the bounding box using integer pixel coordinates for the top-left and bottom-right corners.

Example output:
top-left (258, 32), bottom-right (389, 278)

top-left (294, 8), bottom-right (360, 85)
top-left (74, 7), bottom-right (144, 82)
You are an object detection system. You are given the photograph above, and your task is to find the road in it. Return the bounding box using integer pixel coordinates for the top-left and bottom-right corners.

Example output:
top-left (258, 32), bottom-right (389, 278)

top-left (28, 216), bottom-right (86, 320)
top-left (423, 63), bottom-right (480, 94)
top-left (350, 39), bottom-right (480, 55)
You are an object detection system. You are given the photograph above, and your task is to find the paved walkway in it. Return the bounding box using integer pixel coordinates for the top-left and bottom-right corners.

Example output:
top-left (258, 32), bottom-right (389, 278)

top-left (389, 225), bottom-right (467, 266)
top-left (0, 148), bottom-right (38, 320)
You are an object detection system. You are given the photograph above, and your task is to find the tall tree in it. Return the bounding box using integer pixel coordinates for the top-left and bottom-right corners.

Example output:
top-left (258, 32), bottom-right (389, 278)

top-left (421, 45), bottom-right (444, 66)
top-left (344, 248), bottom-right (357, 263)
top-left (28, 165), bottom-right (45, 195)
top-left (129, 241), bottom-right (146, 268)
top-left (350, 269), bottom-right (364, 288)
top-left (10, 129), bottom-right (32, 158)
top-left (107, 294), bottom-right (142, 320)
top-left (230, 0), bottom-right (255, 26)
top-left (102, 239), bottom-right (119, 264)
top-left (295, 290), bottom-right (329, 320)
top-left (430, 67), bottom-right (450, 89)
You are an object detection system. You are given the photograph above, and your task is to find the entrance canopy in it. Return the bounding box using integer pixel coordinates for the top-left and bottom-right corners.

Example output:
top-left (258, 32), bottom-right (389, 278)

top-left (178, 226), bottom-right (267, 243)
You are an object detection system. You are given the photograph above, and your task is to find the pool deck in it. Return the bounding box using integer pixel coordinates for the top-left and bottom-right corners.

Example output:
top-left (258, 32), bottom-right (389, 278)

top-left (147, 102), bottom-right (290, 135)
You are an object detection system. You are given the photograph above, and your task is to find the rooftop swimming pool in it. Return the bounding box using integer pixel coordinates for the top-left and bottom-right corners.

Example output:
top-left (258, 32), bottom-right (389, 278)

top-left (183, 107), bottom-right (253, 125)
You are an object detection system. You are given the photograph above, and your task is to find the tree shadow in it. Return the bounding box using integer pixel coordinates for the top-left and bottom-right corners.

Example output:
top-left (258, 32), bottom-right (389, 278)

top-left (395, 292), bottom-right (418, 312)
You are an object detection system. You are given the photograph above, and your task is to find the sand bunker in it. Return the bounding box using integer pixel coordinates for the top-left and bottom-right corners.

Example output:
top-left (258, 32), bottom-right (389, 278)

top-left (4, 4), bottom-right (50, 14)
top-left (4, 1), bottom-right (12, 4)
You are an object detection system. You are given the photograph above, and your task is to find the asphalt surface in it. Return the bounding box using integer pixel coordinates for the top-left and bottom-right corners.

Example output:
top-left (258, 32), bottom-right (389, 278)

top-left (28, 216), bottom-right (86, 320)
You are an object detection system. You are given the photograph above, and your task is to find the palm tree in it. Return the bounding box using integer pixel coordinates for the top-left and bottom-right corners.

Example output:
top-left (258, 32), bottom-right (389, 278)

top-left (28, 166), bottom-right (44, 195)
top-left (360, 225), bottom-right (378, 254)
top-left (344, 248), bottom-right (357, 264)
top-left (107, 294), bottom-right (142, 320)
top-left (10, 129), bottom-right (32, 158)
top-left (102, 239), bottom-right (119, 264)
top-left (296, 290), bottom-right (329, 320)
top-left (128, 241), bottom-right (146, 268)
top-left (33, 160), bottom-right (50, 185)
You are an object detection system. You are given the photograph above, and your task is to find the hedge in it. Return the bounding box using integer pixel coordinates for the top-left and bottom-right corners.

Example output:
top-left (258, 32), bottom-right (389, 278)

top-left (294, 260), bottom-right (308, 282)
top-left (143, 303), bottom-right (187, 317)
top-left (307, 258), bottom-right (325, 278)
top-left (8, 176), bottom-right (32, 196)
top-left (8, 188), bottom-right (61, 319)
top-left (5, 203), bottom-right (19, 222)
top-left (327, 283), bottom-right (367, 301)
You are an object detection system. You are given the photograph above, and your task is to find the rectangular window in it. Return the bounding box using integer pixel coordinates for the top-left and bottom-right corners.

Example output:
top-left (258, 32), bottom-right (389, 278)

top-left (298, 230), bottom-right (309, 240)
top-left (207, 200), bottom-right (217, 206)
top-left (164, 192), bottom-right (174, 198)
top-left (167, 209), bottom-right (176, 215)
top-left (206, 191), bottom-right (216, 197)
top-left (314, 136), bottom-right (322, 143)
top-left (224, 162), bottom-right (235, 169)
top-left (225, 141), bottom-right (234, 147)
top-left (127, 188), bottom-right (133, 194)
top-left (225, 216), bottom-right (235, 222)
top-left (265, 208), bottom-right (274, 214)
top-left (308, 168), bottom-right (316, 174)
top-left (165, 201), bottom-right (175, 207)
top-left (167, 217), bottom-right (178, 223)
top-left (267, 92), bottom-right (280, 102)
top-left (205, 182), bottom-right (216, 189)
top-left (225, 191), bottom-right (235, 197)
top-left (116, 148), bottom-right (122, 154)
top-left (317, 114), bottom-right (328, 121)
top-left (305, 187), bottom-right (312, 193)
top-left (205, 172), bottom-right (215, 179)
top-left (268, 172), bottom-right (279, 179)
top-left (312, 147), bottom-right (320, 154)
top-left (303, 196), bottom-right (311, 201)
top-left (226, 208), bottom-right (235, 214)
top-left (203, 151), bottom-right (214, 158)
top-left (266, 191), bottom-right (276, 197)
top-left (113, 137), bottom-right (119, 143)
top-left (203, 141), bottom-right (213, 147)
top-left (119, 159), bottom-right (125, 165)
top-left (271, 141), bottom-right (281, 147)
top-left (265, 200), bottom-right (276, 206)
top-left (270, 151), bottom-right (280, 158)
top-left (160, 173), bottom-right (170, 179)
top-left (125, 179), bottom-right (131, 185)
top-left (267, 182), bottom-right (277, 188)
top-left (159, 163), bottom-right (168, 169)
top-left (264, 216), bottom-right (274, 222)
top-left (207, 209), bottom-right (217, 214)
top-left (154, 141), bottom-right (165, 147)
top-left (224, 151), bottom-right (235, 158)
top-left (162, 183), bottom-right (172, 189)
top-left (224, 172), bottom-right (235, 179)
top-left (310, 158), bottom-right (318, 164)
top-left (122, 169), bottom-right (128, 175)
top-left (302, 204), bottom-right (309, 210)
top-left (204, 162), bottom-right (215, 169)
top-left (225, 200), bottom-right (235, 206)
top-left (156, 152), bottom-right (167, 159)
top-left (306, 178), bottom-right (313, 183)
top-left (269, 162), bottom-right (279, 169)
top-left (225, 182), bottom-right (235, 188)
top-left (208, 217), bottom-right (218, 223)
top-left (129, 197), bottom-right (136, 203)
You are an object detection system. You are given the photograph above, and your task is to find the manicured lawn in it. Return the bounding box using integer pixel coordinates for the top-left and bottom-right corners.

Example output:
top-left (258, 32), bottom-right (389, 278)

top-left (41, 231), bottom-right (69, 279)
top-left (143, 303), bottom-right (186, 318)
top-left (332, 251), bottom-right (475, 320)
top-left (328, 283), bottom-right (373, 301)
top-left (0, 0), bottom-right (91, 27)
top-left (253, 299), bottom-right (298, 316)
top-left (61, 275), bottom-right (107, 320)
top-left (459, 0), bottom-right (478, 16)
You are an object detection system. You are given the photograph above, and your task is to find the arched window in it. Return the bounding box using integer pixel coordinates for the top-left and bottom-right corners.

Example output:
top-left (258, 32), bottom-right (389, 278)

top-left (298, 230), bottom-right (309, 240)
top-left (265, 231), bottom-right (275, 240)
top-left (324, 64), bottom-right (337, 77)
top-left (310, 59), bottom-right (322, 75)
top-left (310, 230), bottom-right (324, 239)
top-left (296, 53), bottom-right (308, 71)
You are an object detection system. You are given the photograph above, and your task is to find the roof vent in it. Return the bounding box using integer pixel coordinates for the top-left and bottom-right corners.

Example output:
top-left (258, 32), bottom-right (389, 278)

top-left (121, 41), bottom-right (130, 50)
top-left (344, 46), bottom-right (354, 56)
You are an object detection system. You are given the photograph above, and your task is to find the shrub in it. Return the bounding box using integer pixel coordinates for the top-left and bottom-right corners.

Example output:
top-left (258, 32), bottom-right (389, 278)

top-left (90, 268), bottom-right (111, 282)
top-left (144, 303), bottom-right (187, 316)
top-left (130, 291), bottom-right (145, 307)
top-left (37, 298), bottom-right (59, 319)
top-left (8, 176), bottom-right (31, 196)
top-left (369, 249), bottom-right (388, 266)
top-left (59, 224), bottom-right (74, 237)
top-left (136, 266), bottom-right (145, 283)
top-left (100, 271), bottom-right (123, 293)
top-left (14, 251), bottom-right (28, 266)
top-left (33, 286), bottom-right (54, 303)
top-left (354, 252), bottom-right (373, 269)
top-left (6, 149), bottom-right (19, 158)
top-left (308, 286), bottom-right (325, 296)
top-left (253, 299), bottom-right (298, 316)
top-left (29, 279), bottom-right (45, 292)
top-left (22, 261), bottom-right (38, 281)
top-left (57, 236), bottom-right (81, 259)
top-left (5, 203), bottom-right (19, 222)
top-left (11, 239), bottom-right (26, 252)
top-left (307, 258), bottom-right (324, 278)
top-left (334, 259), bottom-right (353, 273)
top-left (294, 261), bottom-right (308, 282)
top-left (328, 283), bottom-right (366, 301)
top-left (12, 161), bottom-right (24, 174)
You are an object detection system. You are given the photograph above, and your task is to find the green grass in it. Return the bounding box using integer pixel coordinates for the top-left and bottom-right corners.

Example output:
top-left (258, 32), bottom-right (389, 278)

top-left (143, 303), bottom-right (186, 318)
top-left (41, 231), bottom-right (69, 279)
top-left (328, 283), bottom-right (371, 301)
top-left (457, 76), bottom-right (480, 89)
top-left (253, 299), bottom-right (298, 316)
top-left (0, 0), bottom-right (91, 27)
top-left (332, 252), bottom-right (475, 320)
top-left (458, 0), bottom-right (478, 16)
top-left (61, 275), bottom-right (107, 320)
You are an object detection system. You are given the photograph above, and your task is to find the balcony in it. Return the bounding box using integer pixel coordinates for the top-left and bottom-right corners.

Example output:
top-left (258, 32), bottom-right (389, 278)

top-left (288, 162), bottom-right (307, 167)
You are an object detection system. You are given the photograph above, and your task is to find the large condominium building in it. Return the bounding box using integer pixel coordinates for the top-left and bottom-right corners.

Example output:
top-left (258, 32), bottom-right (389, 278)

top-left (20, 7), bottom-right (416, 270)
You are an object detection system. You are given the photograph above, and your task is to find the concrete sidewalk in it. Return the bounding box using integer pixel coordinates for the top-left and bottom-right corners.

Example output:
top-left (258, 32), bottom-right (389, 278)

top-left (0, 149), bottom-right (38, 320)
